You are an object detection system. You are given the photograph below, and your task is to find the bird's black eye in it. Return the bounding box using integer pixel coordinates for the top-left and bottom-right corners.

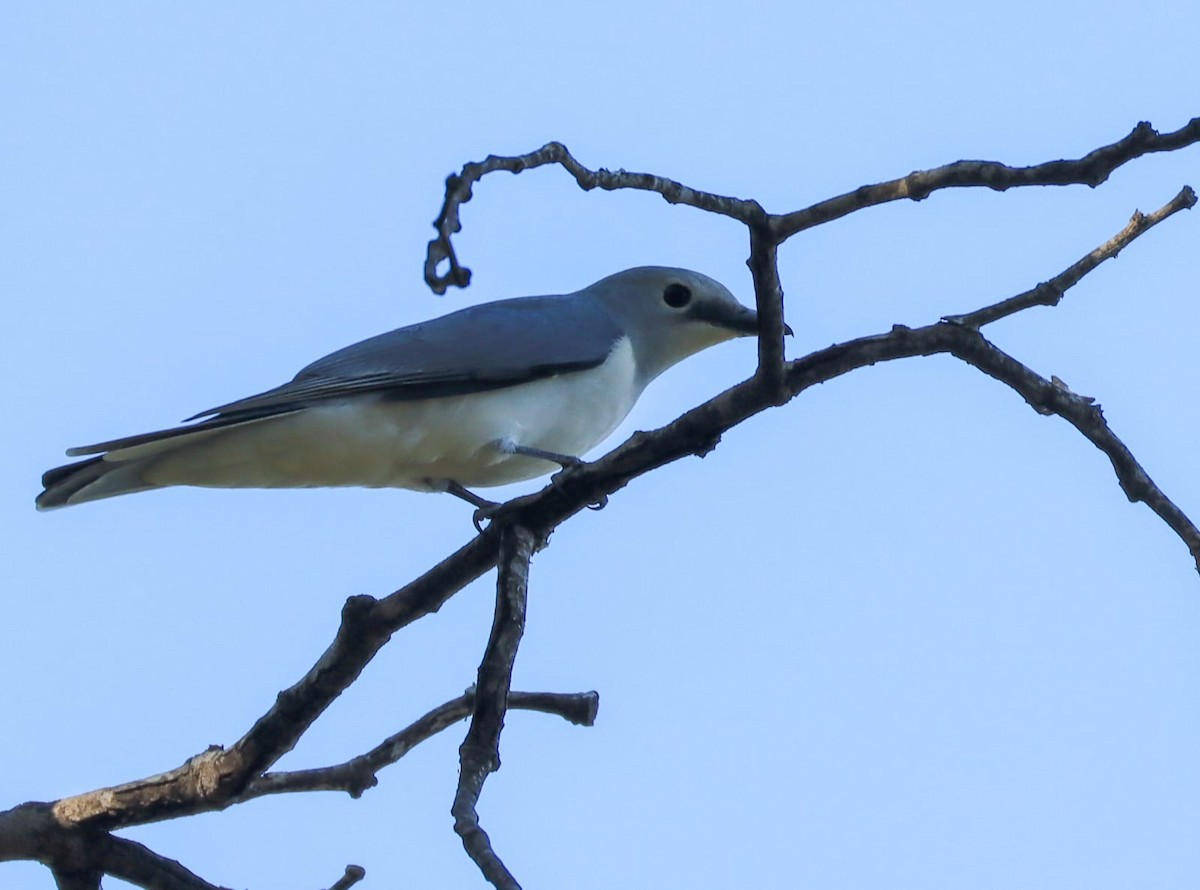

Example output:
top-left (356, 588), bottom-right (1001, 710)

top-left (662, 283), bottom-right (692, 308)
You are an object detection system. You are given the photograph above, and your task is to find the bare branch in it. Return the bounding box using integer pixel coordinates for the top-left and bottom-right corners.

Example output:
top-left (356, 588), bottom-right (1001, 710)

top-left (48, 536), bottom-right (502, 833)
top-left (452, 525), bottom-right (536, 890)
top-left (11, 122), bottom-right (1198, 887)
top-left (747, 226), bottom-right (789, 395)
top-left (4, 692), bottom-right (593, 887)
top-left (425, 141), bottom-right (768, 294)
top-left (776, 321), bottom-right (1200, 568)
top-left (0, 804), bottom-right (105, 886)
top-left (23, 167), bottom-right (1197, 860)
top-left (326, 865), bottom-right (366, 890)
top-left (0, 803), bottom-right (228, 890)
top-left (242, 690), bottom-right (598, 800)
top-left (101, 837), bottom-right (230, 890)
top-left (946, 186), bottom-right (1197, 328)
top-left (220, 534), bottom-right (507, 789)
top-left (478, 187), bottom-right (1198, 565)
top-left (773, 117), bottom-right (1200, 238)
top-left (425, 121), bottom-right (1200, 291)
top-left (50, 869), bottom-right (100, 890)
top-left (938, 329), bottom-right (1200, 567)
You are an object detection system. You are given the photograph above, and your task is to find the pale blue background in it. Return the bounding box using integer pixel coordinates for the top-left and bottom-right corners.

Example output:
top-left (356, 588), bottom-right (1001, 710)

top-left (4, 4), bottom-right (1199, 889)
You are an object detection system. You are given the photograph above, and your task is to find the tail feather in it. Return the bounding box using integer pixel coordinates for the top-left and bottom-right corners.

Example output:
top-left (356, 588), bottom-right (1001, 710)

top-left (38, 409), bottom-right (298, 510)
top-left (37, 456), bottom-right (160, 511)
top-left (65, 406), bottom-right (294, 457)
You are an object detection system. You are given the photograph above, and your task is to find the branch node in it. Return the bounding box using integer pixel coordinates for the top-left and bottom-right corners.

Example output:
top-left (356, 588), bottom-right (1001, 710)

top-left (342, 594), bottom-right (378, 622)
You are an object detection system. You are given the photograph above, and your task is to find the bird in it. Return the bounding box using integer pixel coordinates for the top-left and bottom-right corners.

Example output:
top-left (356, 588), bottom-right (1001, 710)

top-left (37, 266), bottom-right (780, 512)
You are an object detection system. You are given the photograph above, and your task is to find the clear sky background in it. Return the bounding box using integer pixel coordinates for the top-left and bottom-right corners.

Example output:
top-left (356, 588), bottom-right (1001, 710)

top-left (3, 4), bottom-right (1198, 889)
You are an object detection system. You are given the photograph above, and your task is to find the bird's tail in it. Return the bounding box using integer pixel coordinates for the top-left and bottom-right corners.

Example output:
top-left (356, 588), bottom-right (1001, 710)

top-left (36, 415), bottom-right (254, 511)
top-left (37, 455), bottom-right (162, 511)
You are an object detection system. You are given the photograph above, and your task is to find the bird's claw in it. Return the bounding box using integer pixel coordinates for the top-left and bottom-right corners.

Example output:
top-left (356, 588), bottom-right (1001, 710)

top-left (472, 504), bottom-right (500, 533)
top-left (549, 463), bottom-right (607, 513)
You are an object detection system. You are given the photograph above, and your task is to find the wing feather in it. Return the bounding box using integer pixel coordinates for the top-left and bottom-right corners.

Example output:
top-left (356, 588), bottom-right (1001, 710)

top-left (67, 294), bottom-right (622, 456)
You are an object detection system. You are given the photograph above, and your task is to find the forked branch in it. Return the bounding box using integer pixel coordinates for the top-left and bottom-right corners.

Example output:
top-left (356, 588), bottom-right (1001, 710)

top-left (6, 119), bottom-right (1197, 890)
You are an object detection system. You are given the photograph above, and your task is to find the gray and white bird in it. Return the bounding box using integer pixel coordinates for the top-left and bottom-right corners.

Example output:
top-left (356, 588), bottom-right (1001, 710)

top-left (38, 266), bottom-right (774, 511)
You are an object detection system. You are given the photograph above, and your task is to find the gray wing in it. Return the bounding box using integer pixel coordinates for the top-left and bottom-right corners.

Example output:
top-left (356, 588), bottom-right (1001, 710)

top-left (66, 294), bottom-right (623, 456)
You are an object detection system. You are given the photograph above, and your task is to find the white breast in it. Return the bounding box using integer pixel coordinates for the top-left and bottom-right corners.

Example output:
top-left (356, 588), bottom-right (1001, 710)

top-left (142, 337), bottom-right (642, 492)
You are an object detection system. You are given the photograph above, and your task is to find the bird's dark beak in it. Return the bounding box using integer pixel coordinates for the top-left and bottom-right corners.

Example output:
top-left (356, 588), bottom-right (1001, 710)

top-left (695, 301), bottom-right (792, 338)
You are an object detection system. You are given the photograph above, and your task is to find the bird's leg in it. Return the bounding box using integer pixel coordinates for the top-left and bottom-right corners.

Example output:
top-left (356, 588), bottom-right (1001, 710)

top-left (442, 480), bottom-right (497, 509)
top-left (435, 480), bottom-right (505, 532)
top-left (499, 441), bottom-right (608, 512)
top-left (505, 443), bottom-right (584, 468)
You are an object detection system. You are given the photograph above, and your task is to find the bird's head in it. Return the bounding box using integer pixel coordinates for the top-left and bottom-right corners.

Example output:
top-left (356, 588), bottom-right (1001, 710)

top-left (584, 266), bottom-right (788, 385)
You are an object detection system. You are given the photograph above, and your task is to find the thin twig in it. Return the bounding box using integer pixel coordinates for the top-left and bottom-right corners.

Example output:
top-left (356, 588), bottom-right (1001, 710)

top-left (946, 186), bottom-right (1197, 328)
top-left (425, 141), bottom-right (768, 293)
top-left (326, 865), bottom-right (367, 890)
top-left (452, 524), bottom-right (536, 890)
top-left (100, 836), bottom-right (230, 890)
top-left (774, 321), bottom-right (1200, 568)
top-left (424, 120), bottom-right (1200, 293)
top-left (772, 117), bottom-right (1200, 238)
top-left (939, 328), bottom-right (1200, 566)
top-left (243, 690), bottom-right (598, 800)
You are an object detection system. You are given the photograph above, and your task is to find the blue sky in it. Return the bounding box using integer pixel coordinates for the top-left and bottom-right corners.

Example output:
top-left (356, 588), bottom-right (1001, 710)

top-left (3, 3), bottom-right (1199, 888)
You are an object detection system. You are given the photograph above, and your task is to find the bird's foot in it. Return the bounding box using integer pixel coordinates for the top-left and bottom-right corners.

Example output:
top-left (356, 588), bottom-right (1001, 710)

top-left (439, 480), bottom-right (501, 532)
top-left (471, 502), bottom-right (502, 533)
top-left (547, 467), bottom-right (608, 512)
top-left (506, 442), bottom-right (609, 510)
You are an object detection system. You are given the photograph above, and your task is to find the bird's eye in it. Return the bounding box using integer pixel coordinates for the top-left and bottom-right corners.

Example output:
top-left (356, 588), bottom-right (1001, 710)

top-left (662, 283), bottom-right (692, 308)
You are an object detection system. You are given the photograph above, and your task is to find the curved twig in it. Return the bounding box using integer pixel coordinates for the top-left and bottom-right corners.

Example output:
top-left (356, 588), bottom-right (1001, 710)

top-left (424, 119), bottom-right (1200, 296)
top-left (425, 141), bottom-right (768, 294)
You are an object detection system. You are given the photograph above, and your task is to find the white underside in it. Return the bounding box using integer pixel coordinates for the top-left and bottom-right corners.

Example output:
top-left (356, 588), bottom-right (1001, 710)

top-left (115, 338), bottom-right (641, 492)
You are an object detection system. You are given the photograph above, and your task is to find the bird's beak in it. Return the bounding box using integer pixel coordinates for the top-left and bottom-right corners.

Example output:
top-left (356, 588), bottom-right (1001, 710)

top-left (695, 301), bottom-right (792, 338)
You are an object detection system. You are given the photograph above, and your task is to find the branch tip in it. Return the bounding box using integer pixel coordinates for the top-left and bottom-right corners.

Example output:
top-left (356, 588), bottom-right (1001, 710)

top-left (948, 185), bottom-right (1197, 328)
top-left (775, 117), bottom-right (1200, 238)
top-left (328, 864), bottom-right (367, 890)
